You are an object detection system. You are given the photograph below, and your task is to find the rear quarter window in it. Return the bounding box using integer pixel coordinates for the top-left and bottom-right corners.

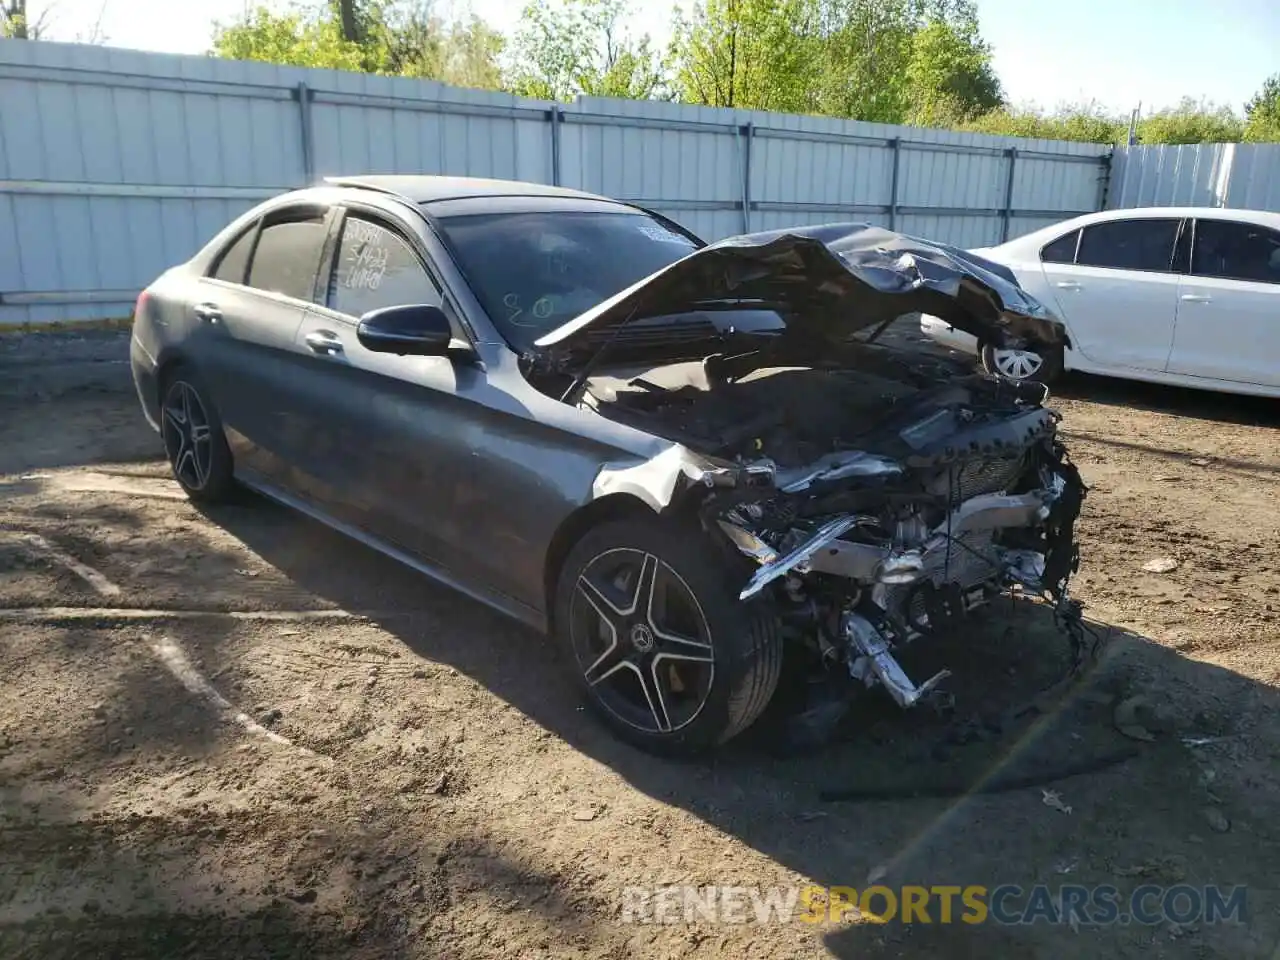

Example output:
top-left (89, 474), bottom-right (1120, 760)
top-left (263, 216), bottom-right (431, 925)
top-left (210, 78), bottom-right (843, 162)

top-left (210, 225), bottom-right (257, 284)
top-left (1040, 229), bottom-right (1079, 264)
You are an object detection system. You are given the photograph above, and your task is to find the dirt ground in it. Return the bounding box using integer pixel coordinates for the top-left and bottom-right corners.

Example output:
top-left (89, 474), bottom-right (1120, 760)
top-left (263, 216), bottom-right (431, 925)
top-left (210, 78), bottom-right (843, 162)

top-left (1, 329), bottom-right (1278, 959)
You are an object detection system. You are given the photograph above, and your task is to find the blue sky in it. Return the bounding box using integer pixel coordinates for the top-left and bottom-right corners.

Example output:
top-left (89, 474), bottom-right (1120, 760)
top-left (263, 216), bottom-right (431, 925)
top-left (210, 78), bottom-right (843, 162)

top-left (29, 0), bottom-right (1280, 115)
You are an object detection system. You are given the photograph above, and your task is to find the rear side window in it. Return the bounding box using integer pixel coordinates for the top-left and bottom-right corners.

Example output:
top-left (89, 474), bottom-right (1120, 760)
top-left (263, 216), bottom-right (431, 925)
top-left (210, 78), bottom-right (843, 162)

top-left (1040, 229), bottom-right (1079, 264)
top-left (212, 225), bottom-right (256, 284)
top-left (247, 216), bottom-right (328, 300)
top-left (1076, 219), bottom-right (1180, 273)
top-left (1192, 219), bottom-right (1280, 284)
top-left (327, 216), bottom-right (442, 318)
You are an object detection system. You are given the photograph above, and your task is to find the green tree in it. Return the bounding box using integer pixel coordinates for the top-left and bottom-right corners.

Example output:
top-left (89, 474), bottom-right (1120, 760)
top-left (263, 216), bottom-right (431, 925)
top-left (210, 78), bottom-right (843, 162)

top-left (210, 1), bottom-right (505, 89)
top-left (903, 15), bottom-right (1000, 124)
top-left (505, 0), bottom-right (666, 101)
top-left (212, 5), bottom-right (369, 71)
top-left (1244, 73), bottom-right (1280, 142)
top-left (1136, 97), bottom-right (1243, 144)
top-left (671, 0), bottom-right (1003, 123)
top-left (961, 102), bottom-right (1126, 144)
top-left (390, 12), bottom-right (504, 88)
top-left (806, 0), bottom-right (915, 121)
top-left (2, 0), bottom-right (51, 38)
top-left (670, 0), bottom-right (816, 111)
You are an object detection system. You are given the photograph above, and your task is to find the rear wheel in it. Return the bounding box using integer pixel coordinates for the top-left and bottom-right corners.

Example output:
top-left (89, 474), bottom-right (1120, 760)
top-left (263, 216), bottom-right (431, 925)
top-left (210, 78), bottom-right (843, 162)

top-left (981, 342), bottom-right (1063, 385)
top-left (160, 366), bottom-right (235, 502)
top-left (553, 517), bottom-right (782, 755)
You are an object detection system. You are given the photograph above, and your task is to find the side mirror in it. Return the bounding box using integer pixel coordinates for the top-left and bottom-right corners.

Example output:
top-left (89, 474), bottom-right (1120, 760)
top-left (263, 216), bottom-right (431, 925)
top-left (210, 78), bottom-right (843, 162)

top-left (357, 304), bottom-right (454, 356)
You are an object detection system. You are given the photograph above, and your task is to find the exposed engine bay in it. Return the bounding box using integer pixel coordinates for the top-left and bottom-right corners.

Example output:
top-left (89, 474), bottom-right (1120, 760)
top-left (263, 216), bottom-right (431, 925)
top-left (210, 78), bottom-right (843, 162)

top-left (582, 339), bottom-right (1087, 714)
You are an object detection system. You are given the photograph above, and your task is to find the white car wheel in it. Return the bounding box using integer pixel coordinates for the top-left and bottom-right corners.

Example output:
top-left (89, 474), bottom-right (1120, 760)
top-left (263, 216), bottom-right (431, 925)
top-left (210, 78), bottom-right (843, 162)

top-left (991, 348), bottom-right (1044, 381)
top-left (981, 343), bottom-right (1062, 385)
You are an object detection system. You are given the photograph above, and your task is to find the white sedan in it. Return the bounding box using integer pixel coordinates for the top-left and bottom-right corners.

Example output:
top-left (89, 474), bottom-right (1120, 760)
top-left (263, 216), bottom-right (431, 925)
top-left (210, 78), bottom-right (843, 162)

top-left (920, 207), bottom-right (1280, 397)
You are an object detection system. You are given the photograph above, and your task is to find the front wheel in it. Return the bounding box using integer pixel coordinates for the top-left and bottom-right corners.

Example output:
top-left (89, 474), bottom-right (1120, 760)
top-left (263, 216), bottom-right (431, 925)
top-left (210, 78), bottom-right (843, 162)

top-left (981, 342), bottom-right (1063, 386)
top-left (553, 517), bottom-right (783, 756)
top-left (160, 366), bottom-right (236, 502)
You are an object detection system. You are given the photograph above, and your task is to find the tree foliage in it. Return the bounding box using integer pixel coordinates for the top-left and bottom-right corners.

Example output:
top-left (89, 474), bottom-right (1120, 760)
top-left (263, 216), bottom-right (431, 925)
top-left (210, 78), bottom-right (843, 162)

top-left (505, 0), bottom-right (666, 101)
top-left (212, 5), bottom-right (368, 71)
top-left (1137, 98), bottom-right (1243, 145)
top-left (2, 0), bottom-right (50, 39)
top-left (670, 0), bottom-right (814, 112)
top-left (211, 1), bottom-right (505, 88)
top-left (204, 0), bottom-right (1280, 145)
top-left (960, 102), bottom-right (1126, 143)
top-left (667, 0), bottom-right (1000, 123)
top-left (1244, 73), bottom-right (1280, 142)
top-left (903, 16), bottom-right (1001, 124)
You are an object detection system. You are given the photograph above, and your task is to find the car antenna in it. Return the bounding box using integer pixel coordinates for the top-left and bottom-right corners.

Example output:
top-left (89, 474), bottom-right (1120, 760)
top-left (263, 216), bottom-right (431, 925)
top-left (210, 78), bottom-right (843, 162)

top-left (558, 303), bottom-right (643, 405)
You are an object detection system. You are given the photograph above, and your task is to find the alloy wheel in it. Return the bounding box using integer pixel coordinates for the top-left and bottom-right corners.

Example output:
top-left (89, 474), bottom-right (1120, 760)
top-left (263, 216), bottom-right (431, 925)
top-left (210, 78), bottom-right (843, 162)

top-left (569, 547), bottom-right (715, 734)
top-left (161, 380), bottom-right (214, 491)
top-left (991, 347), bottom-right (1045, 381)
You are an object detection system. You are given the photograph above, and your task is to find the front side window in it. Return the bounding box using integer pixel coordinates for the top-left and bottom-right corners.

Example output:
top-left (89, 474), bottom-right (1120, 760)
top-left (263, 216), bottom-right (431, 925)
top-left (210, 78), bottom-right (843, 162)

top-left (1075, 219), bottom-right (1180, 273)
top-left (327, 215), bottom-right (441, 317)
top-left (1040, 229), bottom-right (1079, 264)
top-left (246, 215), bottom-right (328, 301)
top-left (1192, 219), bottom-right (1280, 284)
top-left (437, 210), bottom-right (700, 349)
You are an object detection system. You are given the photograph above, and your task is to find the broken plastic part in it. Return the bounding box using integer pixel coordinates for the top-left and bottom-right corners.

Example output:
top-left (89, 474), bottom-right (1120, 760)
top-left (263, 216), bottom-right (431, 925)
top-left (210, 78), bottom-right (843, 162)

top-left (842, 611), bottom-right (950, 708)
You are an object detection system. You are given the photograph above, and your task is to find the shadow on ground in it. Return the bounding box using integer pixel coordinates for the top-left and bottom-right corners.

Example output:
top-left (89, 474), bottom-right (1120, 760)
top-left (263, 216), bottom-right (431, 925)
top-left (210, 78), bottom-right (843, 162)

top-left (200, 494), bottom-right (1279, 959)
top-left (1053, 371), bottom-right (1280, 428)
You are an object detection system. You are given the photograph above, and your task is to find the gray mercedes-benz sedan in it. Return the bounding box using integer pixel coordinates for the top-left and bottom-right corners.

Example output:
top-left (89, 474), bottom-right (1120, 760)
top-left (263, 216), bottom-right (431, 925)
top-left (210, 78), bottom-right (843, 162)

top-left (130, 175), bottom-right (1085, 754)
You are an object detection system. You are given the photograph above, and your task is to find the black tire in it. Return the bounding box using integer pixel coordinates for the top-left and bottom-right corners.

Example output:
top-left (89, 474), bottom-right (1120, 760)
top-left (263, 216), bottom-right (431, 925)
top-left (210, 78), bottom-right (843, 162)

top-left (980, 342), bottom-right (1063, 386)
top-left (553, 516), bottom-right (783, 756)
top-left (159, 365), bottom-right (236, 503)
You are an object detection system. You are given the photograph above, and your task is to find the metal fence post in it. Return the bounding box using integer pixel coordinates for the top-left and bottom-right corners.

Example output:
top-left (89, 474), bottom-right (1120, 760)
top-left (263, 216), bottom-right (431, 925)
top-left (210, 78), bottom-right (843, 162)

top-left (739, 121), bottom-right (754, 233)
top-left (293, 82), bottom-right (315, 182)
top-left (548, 105), bottom-right (562, 186)
top-left (888, 137), bottom-right (901, 230)
top-left (1097, 149), bottom-right (1114, 210)
top-left (1000, 147), bottom-right (1018, 242)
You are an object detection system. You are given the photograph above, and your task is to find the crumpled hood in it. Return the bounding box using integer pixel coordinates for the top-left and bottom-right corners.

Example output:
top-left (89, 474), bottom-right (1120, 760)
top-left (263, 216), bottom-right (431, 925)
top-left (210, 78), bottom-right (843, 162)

top-left (533, 222), bottom-right (1066, 363)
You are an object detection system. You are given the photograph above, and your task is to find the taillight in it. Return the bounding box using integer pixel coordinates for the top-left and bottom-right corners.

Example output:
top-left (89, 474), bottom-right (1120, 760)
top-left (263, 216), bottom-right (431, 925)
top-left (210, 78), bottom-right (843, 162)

top-left (133, 289), bottom-right (151, 323)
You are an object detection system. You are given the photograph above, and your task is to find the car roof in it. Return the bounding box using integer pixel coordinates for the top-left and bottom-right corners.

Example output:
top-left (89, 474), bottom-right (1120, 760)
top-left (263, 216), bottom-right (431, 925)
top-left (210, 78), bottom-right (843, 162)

top-left (1069, 207), bottom-right (1280, 228)
top-left (993, 205), bottom-right (1280, 254)
top-left (324, 175), bottom-right (612, 207)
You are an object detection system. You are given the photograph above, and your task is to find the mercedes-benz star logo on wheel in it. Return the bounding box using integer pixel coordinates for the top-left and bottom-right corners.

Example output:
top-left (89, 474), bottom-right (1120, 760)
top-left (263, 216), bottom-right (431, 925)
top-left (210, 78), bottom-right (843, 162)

top-left (629, 622), bottom-right (655, 653)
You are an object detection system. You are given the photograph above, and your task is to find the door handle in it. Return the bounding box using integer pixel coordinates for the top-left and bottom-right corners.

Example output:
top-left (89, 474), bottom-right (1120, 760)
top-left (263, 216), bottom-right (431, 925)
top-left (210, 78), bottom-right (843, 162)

top-left (304, 330), bottom-right (344, 356)
top-left (193, 302), bottom-right (222, 324)
top-left (1054, 281), bottom-right (1081, 291)
top-left (1179, 293), bottom-right (1212, 304)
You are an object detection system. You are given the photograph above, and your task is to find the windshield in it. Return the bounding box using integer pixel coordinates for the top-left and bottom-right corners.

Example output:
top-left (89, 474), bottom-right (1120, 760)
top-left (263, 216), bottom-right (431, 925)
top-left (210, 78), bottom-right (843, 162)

top-left (436, 210), bottom-right (701, 349)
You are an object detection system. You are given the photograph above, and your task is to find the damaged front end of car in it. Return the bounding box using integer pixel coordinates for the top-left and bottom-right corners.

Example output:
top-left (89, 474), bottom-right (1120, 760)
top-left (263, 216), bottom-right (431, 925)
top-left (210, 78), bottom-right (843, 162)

top-left (593, 376), bottom-right (1086, 715)
top-left (533, 222), bottom-right (1087, 721)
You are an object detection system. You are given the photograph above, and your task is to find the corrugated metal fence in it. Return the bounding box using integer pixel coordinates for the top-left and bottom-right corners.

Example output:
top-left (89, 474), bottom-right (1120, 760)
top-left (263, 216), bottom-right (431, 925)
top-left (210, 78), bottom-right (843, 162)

top-left (0, 38), bottom-right (1109, 327)
top-left (1108, 143), bottom-right (1280, 213)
